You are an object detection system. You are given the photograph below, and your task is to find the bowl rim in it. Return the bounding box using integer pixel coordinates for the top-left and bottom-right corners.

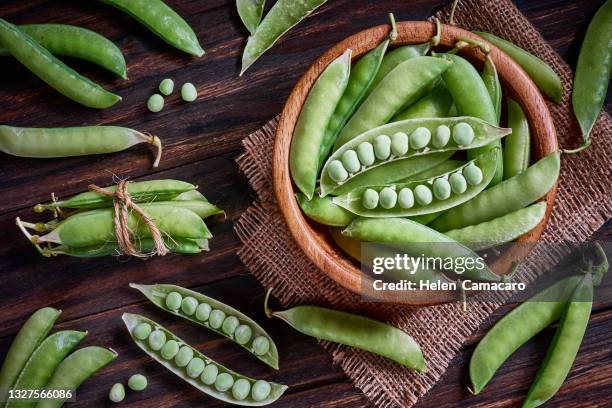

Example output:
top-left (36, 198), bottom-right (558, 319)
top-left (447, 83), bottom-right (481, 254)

top-left (272, 20), bottom-right (559, 306)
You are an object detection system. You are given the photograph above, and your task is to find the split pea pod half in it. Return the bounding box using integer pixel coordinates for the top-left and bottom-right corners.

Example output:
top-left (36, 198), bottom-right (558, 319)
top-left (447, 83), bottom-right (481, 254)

top-left (0, 24), bottom-right (127, 78)
top-left (123, 313), bottom-right (287, 405)
top-left (503, 98), bottom-right (531, 179)
top-left (334, 56), bottom-right (452, 148)
top-left (0, 126), bottom-right (162, 167)
top-left (0, 308), bottom-right (61, 403)
top-left (431, 151), bottom-right (560, 232)
top-left (236, 0), bottom-right (266, 35)
top-left (101, 0), bottom-right (203, 57)
top-left (241, 0), bottom-right (327, 75)
top-left (0, 19), bottom-right (120, 109)
top-left (131, 283), bottom-right (280, 369)
top-left (290, 49), bottom-right (351, 199)
top-left (264, 290), bottom-right (425, 371)
top-left (6, 330), bottom-right (86, 408)
top-left (37, 346), bottom-right (118, 408)
top-left (321, 116), bottom-right (511, 197)
top-left (392, 82), bottom-right (454, 122)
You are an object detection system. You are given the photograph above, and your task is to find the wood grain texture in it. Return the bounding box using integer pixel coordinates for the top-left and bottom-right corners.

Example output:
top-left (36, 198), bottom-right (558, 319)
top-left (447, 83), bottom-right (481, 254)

top-left (0, 0), bottom-right (609, 407)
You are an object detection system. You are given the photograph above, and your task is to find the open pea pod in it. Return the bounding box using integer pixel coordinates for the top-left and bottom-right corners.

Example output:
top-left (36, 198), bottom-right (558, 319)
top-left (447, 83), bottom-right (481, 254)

top-left (123, 313), bottom-right (287, 406)
top-left (333, 148), bottom-right (499, 217)
top-left (320, 117), bottom-right (510, 197)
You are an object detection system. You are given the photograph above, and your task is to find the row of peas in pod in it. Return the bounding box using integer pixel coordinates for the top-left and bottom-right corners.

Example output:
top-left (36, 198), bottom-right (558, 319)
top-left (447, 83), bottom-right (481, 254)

top-left (290, 16), bottom-right (561, 284)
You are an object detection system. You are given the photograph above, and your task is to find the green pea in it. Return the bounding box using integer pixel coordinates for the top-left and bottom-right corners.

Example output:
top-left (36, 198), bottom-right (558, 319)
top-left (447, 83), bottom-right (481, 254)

top-left (453, 122), bottom-right (475, 145)
top-left (232, 378), bottom-right (251, 401)
top-left (341, 150), bottom-right (361, 173)
top-left (391, 132), bottom-right (409, 156)
top-left (160, 339), bottom-right (180, 360)
top-left (362, 188), bottom-right (379, 209)
top-left (433, 178), bottom-right (451, 200)
top-left (159, 78), bottom-right (174, 95)
top-left (133, 323), bottom-right (151, 340)
top-left (328, 160), bottom-right (349, 183)
top-left (181, 82), bottom-right (197, 102)
top-left (409, 127), bottom-right (431, 150)
top-left (214, 372), bottom-right (234, 392)
top-left (209, 309), bottom-right (226, 329)
top-left (195, 303), bottom-right (212, 321)
top-left (449, 173), bottom-right (467, 194)
top-left (181, 296), bottom-right (198, 316)
top-left (109, 383), bottom-right (125, 402)
top-left (200, 364), bottom-right (218, 385)
top-left (252, 336), bottom-right (270, 356)
top-left (128, 374), bottom-right (147, 391)
top-left (147, 94), bottom-right (164, 112)
top-left (148, 330), bottom-right (166, 351)
top-left (166, 292), bottom-right (182, 311)
top-left (222, 316), bottom-right (240, 336)
top-left (398, 188), bottom-right (414, 209)
top-left (234, 325), bottom-right (253, 345)
top-left (379, 187), bottom-right (397, 209)
top-left (186, 357), bottom-right (205, 378)
top-left (373, 135), bottom-right (391, 160)
top-left (356, 142), bottom-right (375, 166)
top-left (175, 346), bottom-right (194, 367)
top-left (251, 380), bottom-right (272, 402)
top-left (414, 185), bottom-right (432, 205)
top-left (463, 164), bottom-right (484, 185)
top-left (432, 125), bottom-right (451, 148)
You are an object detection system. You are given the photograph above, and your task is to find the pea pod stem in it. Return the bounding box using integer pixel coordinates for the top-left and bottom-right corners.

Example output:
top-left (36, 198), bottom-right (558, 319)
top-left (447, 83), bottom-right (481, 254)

top-left (561, 138), bottom-right (591, 154)
top-left (388, 13), bottom-right (398, 41)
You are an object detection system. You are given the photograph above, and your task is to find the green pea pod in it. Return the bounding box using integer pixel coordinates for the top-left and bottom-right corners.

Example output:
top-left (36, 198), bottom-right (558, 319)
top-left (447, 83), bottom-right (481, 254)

top-left (319, 40), bottom-right (389, 169)
top-left (241, 0), bottom-right (327, 74)
top-left (290, 50), bottom-right (351, 199)
top-left (473, 31), bottom-right (563, 103)
top-left (343, 217), bottom-right (503, 282)
top-left (431, 151), bottom-right (560, 232)
top-left (441, 53), bottom-right (503, 185)
top-left (0, 308), bottom-right (61, 403)
top-left (503, 98), bottom-right (531, 179)
top-left (48, 238), bottom-right (205, 258)
top-left (101, 0), bottom-right (203, 57)
top-left (334, 56), bottom-right (452, 148)
top-left (264, 291), bottom-right (425, 372)
top-left (37, 347), bottom-right (118, 408)
top-left (398, 159), bottom-right (466, 183)
top-left (322, 116), bottom-right (511, 197)
top-left (6, 330), bottom-right (86, 408)
top-left (444, 202), bottom-right (546, 251)
top-left (131, 283), bottom-right (280, 369)
top-left (481, 57), bottom-right (502, 124)
top-left (0, 19), bottom-right (120, 109)
top-left (171, 190), bottom-right (209, 202)
top-left (297, 194), bottom-right (355, 227)
top-left (154, 200), bottom-right (224, 220)
top-left (123, 313), bottom-right (287, 405)
top-left (392, 82), bottom-right (454, 122)
top-left (571, 0), bottom-right (612, 141)
top-left (0, 24), bottom-right (127, 78)
top-left (236, 0), bottom-right (265, 35)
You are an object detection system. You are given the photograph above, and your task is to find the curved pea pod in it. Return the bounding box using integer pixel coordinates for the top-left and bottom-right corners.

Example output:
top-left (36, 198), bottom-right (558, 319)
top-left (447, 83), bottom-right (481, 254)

top-left (0, 19), bottom-right (120, 109)
top-left (123, 313), bottom-right (287, 405)
top-left (0, 308), bottom-right (61, 403)
top-left (171, 190), bottom-right (209, 202)
top-left (392, 82), bottom-right (454, 122)
top-left (0, 24), bottom-right (127, 78)
top-left (297, 194), bottom-right (355, 227)
top-left (264, 292), bottom-right (425, 372)
top-left (481, 57), bottom-right (502, 124)
top-left (503, 98), bottom-right (531, 179)
top-left (101, 0), bottom-right (203, 57)
top-left (37, 346), bottom-right (118, 408)
top-left (469, 275), bottom-right (583, 394)
top-left (154, 200), bottom-right (224, 220)
top-left (241, 0), bottom-right (327, 74)
top-left (398, 159), bottom-right (466, 183)
top-left (333, 149), bottom-right (498, 217)
top-left (343, 217), bottom-right (504, 282)
top-left (290, 49), bottom-right (351, 199)
top-left (431, 151), bottom-right (560, 232)
top-left (6, 330), bottom-right (87, 408)
top-left (334, 56), bottom-right (453, 148)
top-left (47, 238), bottom-right (205, 258)
top-left (445, 202), bottom-right (546, 251)
top-left (130, 284), bottom-right (279, 369)
top-left (236, 0), bottom-right (265, 35)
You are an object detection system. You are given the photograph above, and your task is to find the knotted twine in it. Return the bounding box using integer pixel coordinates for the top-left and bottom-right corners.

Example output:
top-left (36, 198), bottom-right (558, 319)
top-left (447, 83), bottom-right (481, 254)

top-left (88, 180), bottom-right (168, 257)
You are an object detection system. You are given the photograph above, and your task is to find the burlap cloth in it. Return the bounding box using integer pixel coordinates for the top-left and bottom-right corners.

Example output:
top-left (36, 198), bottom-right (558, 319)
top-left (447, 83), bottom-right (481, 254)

top-left (234, 1), bottom-right (612, 406)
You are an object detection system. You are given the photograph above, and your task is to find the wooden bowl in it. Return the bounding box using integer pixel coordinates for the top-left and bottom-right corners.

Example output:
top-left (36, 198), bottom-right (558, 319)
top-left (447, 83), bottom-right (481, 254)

top-left (273, 21), bottom-right (558, 305)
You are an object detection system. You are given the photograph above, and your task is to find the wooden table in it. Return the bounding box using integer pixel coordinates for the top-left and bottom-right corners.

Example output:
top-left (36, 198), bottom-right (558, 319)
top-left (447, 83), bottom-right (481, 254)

top-left (1, 1), bottom-right (610, 406)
